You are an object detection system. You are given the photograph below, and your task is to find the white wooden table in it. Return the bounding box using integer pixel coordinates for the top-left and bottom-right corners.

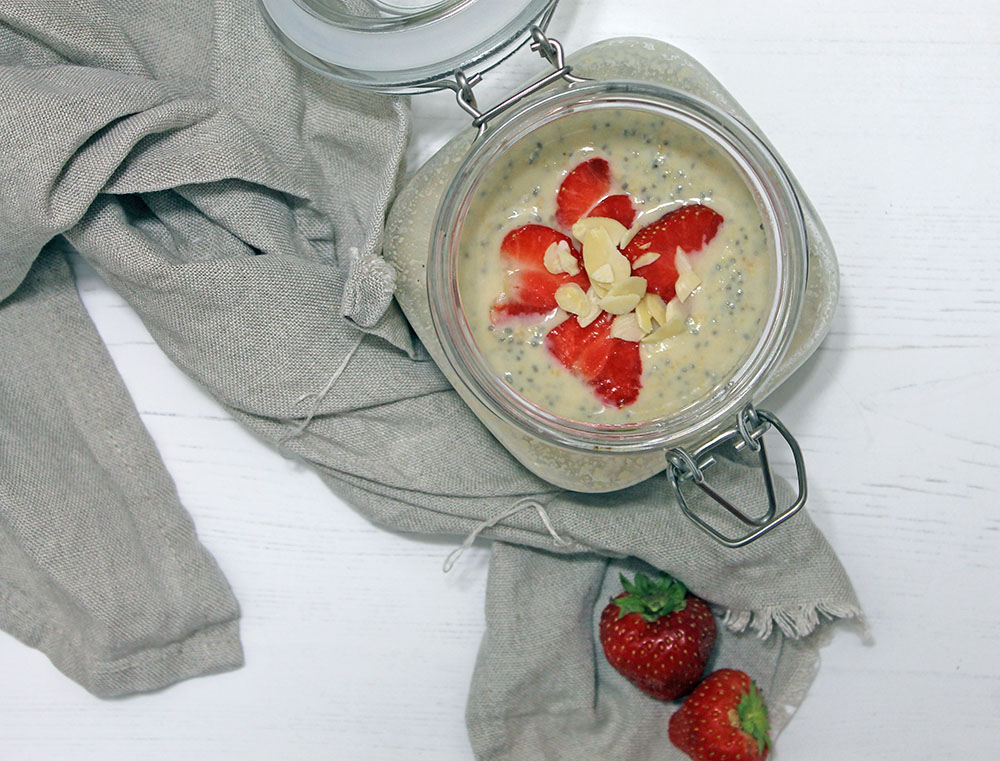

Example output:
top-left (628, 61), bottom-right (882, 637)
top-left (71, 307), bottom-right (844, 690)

top-left (2, 1), bottom-right (999, 758)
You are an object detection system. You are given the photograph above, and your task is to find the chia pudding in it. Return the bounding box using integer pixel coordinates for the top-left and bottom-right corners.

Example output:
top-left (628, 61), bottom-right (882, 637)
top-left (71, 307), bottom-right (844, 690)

top-left (456, 107), bottom-right (775, 425)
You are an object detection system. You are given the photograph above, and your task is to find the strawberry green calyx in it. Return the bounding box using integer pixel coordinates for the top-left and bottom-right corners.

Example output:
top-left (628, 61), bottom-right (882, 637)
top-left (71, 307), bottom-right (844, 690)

top-left (737, 681), bottom-right (772, 754)
top-left (613, 572), bottom-right (688, 622)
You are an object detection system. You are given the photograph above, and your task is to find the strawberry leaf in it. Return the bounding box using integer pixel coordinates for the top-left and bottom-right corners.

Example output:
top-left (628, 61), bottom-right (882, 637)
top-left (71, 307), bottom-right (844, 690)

top-left (613, 572), bottom-right (688, 622)
top-left (737, 681), bottom-right (772, 754)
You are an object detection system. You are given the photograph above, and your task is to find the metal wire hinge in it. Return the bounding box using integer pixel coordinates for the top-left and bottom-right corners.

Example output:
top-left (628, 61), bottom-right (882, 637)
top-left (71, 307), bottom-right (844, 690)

top-left (442, 26), bottom-right (589, 138)
top-left (666, 405), bottom-right (808, 548)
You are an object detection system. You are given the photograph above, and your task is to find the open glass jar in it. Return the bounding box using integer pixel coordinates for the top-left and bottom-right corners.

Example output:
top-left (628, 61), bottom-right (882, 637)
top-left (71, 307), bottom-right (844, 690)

top-left (260, 0), bottom-right (838, 546)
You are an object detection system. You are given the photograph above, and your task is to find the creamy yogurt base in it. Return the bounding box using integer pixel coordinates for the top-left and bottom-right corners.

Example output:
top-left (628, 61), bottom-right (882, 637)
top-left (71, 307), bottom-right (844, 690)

top-left (456, 107), bottom-right (775, 425)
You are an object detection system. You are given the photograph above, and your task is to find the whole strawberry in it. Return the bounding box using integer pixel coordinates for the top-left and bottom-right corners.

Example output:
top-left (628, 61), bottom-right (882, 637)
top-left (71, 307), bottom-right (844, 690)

top-left (598, 572), bottom-right (716, 700)
top-left (668, 668), bottom-right (772, 761)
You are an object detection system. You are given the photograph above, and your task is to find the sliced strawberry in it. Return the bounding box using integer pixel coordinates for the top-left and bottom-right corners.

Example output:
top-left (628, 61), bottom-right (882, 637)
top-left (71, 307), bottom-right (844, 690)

top-left (590, 341), bottom-right (642, 408)
top-left (546, 312), bottom-right (612, 369)
top-left (492, 271), bottom-right (562, 319)
top-left (622, 205), bottom-right (724, 300)
top-left (587, 194), bottom-right (636, 228)
top-left (555, 158), bottom-right (611, 228)
top-left (491, 225), bottom-right (588, 322)
top-left (574, 336), bottom-right (614, 379)
top-left (545, 314), bottom-right (642, 408)
top-left (498, 224), bottom-right (572, 265)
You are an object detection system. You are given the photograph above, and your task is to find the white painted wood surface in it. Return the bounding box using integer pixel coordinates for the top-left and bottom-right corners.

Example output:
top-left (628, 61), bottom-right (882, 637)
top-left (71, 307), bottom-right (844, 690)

top-left (2, 1), bottom-right (999, 758)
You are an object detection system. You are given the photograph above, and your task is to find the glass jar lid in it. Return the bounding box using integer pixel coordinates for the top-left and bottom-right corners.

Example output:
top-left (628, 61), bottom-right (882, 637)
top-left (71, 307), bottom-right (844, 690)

top-left (258, 0), bottom-right (558, 92)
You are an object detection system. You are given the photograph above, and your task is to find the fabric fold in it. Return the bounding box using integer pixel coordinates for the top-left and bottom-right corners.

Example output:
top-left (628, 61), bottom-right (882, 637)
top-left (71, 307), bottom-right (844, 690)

top-left (0, 242), bottom-right (242, 697)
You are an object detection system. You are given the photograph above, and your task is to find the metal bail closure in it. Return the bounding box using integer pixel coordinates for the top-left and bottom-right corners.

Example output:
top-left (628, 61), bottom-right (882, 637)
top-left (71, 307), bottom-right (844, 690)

top-left (666, 405), bottom-right (808, 548)
top-left (443, 26), bottom-right (589, 138)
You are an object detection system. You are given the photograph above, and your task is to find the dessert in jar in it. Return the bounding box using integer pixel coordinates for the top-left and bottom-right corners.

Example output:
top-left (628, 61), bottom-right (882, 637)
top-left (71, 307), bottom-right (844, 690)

top-left (407, 59), bottom-right (832, 545)
top-left (259, 0), bottom-right (840, 544)
top-left (458, 107), bottom-right (774, 427)
top-left (427, 77), bottom-right (809, 476)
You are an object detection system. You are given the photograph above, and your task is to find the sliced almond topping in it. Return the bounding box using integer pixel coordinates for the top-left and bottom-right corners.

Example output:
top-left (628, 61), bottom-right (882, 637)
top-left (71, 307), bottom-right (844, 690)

top-left (590, 263), bottom-right (615, 284)
top-left (554, 283), bottom-right (589, 315)
top-left (664, 296), bottom-right (687, 325)
top-left (634, 298), bottom-right (653, 333)
top-left (608, 276), bottom-right (648, 299)
top-left (641, 322), bottom-right (685, 342)
top-left (559, 247), bottom-right (580, 276)
top-left (631, 251), bottom-right (660, 270)
top-left (572, 217), bottom-right (628, 247)
top-left (610, 313), bottom-right (647, 342)
top-left (608, 251), bottom-right (632, 283)
top-left (674, 248), bottom-right (694, 275)
top-left (588, 281), bottom-right (609, 299)
top-left (600, 293), bottom-right (642, 315)
top-left (675, 271), bottom-right (702, 302)
top-left (599, 278), bottom-right (647, 316)
top-left (643, 293), bottom-right (668, 326)
top-left (543, 240), bottom-right (582, 276)
top-left (641, 297), bottom-right (687, 343)
top-left (577, 307), bottom-right (602, 327)
top-left (543, 240), bottom-right (570, 274)
top-left (582, 228), bottom-right (631, 287)
top-left (577, 288), bottom-right (603, 327)
top-left (619, 219), bottom-right (643, 249)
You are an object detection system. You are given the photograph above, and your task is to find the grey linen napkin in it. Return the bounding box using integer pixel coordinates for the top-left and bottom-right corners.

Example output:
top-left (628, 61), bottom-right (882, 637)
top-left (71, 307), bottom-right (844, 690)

top-left (0, 0), bottom-right (860, 756)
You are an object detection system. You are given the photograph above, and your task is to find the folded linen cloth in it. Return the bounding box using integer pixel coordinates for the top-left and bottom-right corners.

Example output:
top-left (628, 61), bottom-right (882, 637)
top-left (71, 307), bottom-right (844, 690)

top-left (0, 0), bottom-right (860, 756)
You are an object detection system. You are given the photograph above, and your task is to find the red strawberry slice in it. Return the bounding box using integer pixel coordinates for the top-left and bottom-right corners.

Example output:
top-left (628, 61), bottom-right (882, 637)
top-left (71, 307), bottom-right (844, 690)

top-left (545, 311), bottom-right (610, 370)
top-left (555, 158), bottom-right (611, 228)
top-left (622, 204), bottom-right (724, 300)
top-left (590, 341), bottom-right (642, 409)
top-left (588, 194), bottom-right (636, 228)
top-left (545, 313), bottom-right (642, 408)
top-left (491, 225), bottom-right (588, 322)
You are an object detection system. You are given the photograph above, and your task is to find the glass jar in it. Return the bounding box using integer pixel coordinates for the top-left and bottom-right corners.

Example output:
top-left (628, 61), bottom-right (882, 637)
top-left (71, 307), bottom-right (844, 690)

top-left (260, 2), bottom-right (839, 546)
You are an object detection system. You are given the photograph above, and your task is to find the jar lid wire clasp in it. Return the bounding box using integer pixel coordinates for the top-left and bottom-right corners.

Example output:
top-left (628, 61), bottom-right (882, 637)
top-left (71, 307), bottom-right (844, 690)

top-left (435, 26), bottom-right (590, 139)
top-left (666, 405), bottom-right (808, 548)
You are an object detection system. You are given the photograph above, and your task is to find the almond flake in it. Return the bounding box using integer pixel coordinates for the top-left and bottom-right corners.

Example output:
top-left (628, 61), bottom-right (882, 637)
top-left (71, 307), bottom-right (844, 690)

top-left (664, 296), bottom-right (687, 324)
top-left (559, 248), bottom-right (580, 276)
top-left (641, 321), bottom-right (686, 342)
top-left (607, 276), bottom-right (647, 299)
top-left (619, 221), bottom-right (642, 249)
top-left (675, 271), bottom-right (702, 302)
top-left (631, 251), bottom-right (661, 270)
top-left (600, 293), bottom-right (643, 314)
top-left (642, 293), bottom-right (668, 326)
top-left (641, 297), bottom-right (687, 343)
top-left (599, 276), bottom-right (647, 315)
top-left (543, 240), bottom-right (571, 274)
top-left (590, 263), bottom-right (615, 284)
top-left (582, 228), bottom-right (631, 287)
top-left (574, 288), bottom-right (602, 327)
top-left (610, 313), bottom-right (647, 342)
top-left (554, 283), bottom-right (588, 315)
top-left (589, 281), bottom-right (609, 299)
top-left (635, 298), bottom-right (653, 333)
top-left (674, 248), bottom-right (694, 275)
top-left (572, 217), bottom-right (628, 247)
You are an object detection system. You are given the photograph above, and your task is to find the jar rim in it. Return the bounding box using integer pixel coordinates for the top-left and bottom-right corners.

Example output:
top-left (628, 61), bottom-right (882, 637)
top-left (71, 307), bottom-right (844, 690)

top-left (292, 0), bottom-right (474, 33)
top-left (259, 0), bottom-right (557, 92)
top-left (428, 81), bottom-right (809, 453)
